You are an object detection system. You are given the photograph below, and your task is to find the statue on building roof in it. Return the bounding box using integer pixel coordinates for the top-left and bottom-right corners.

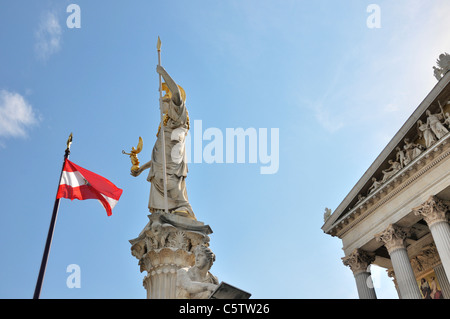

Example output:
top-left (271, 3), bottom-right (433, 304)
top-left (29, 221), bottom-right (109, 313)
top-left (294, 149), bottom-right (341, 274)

top-left (433, 52), bottom-right (450, 81)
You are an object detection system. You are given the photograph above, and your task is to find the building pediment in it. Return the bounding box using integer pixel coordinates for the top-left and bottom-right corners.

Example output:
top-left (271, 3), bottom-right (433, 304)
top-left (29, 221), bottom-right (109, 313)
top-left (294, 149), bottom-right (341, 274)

top-left (322, 65), bottom-right (450, 237)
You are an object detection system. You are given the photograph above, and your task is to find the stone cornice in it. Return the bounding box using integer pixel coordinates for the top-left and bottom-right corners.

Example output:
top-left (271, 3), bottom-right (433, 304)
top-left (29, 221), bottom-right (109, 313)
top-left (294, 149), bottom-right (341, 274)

top-left (329, 134), bottom-right (450, 238)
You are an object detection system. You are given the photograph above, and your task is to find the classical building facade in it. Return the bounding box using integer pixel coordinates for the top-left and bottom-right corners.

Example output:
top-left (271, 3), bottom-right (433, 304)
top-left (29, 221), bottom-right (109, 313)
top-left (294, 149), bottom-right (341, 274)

top-left (322, 54), bottom-right (450, 299)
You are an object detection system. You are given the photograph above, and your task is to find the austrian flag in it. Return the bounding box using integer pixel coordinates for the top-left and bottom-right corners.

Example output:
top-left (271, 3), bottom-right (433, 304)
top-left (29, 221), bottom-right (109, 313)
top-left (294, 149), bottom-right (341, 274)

top-left (56, 160), bottom-right (123, 216)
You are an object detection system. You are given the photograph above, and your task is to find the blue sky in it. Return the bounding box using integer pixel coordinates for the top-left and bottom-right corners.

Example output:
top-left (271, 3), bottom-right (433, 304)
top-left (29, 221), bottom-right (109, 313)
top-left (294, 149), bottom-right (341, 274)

top-left (1, 0), bottom-right (450, 299)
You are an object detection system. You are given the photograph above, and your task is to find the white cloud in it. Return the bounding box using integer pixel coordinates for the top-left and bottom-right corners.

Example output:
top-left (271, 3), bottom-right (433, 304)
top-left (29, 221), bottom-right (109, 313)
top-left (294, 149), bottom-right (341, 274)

top-left (0, 90), bottom-right (39, 140)
top-left (34, 11), bottom-right (62, 61)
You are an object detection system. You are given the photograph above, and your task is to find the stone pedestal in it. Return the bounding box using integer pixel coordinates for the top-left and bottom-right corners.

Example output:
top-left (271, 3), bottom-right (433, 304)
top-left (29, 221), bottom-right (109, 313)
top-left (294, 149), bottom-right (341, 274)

top-left (130, 212), bottom-right (213, 299)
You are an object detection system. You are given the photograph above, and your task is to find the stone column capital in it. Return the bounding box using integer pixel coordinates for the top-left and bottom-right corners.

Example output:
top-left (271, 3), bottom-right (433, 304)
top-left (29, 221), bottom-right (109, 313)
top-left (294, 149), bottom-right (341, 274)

top-left (412, 195), bottom-right (448, 227)
top-left (342, 249), bottom-right (376, 275)
top-left (375, 224), bottom-right (409, 254)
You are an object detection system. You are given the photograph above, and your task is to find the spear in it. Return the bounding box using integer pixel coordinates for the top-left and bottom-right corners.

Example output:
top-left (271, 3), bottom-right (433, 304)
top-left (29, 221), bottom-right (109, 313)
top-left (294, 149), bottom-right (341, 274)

top-left (157, 36), bottom-right (169, 214)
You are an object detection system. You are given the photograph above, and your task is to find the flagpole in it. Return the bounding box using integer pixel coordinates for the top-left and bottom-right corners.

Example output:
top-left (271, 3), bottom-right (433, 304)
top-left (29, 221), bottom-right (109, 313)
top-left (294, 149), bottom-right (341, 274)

top-left (157, 36), bottom-right (169, 214)
top-left (33, 133), bottom-right (72, 299)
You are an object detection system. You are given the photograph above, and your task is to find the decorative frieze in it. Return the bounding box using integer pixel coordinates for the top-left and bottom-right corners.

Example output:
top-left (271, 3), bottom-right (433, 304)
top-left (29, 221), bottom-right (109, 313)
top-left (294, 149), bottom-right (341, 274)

top-left (330, 136), bottom-right (450, 238)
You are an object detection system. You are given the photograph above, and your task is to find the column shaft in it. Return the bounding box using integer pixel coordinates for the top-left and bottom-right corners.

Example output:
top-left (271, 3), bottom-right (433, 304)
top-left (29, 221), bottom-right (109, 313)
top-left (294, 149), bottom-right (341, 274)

top-left (429, 221), bottom-right (450, 282)
top-left (434, 263), bottom-right (450, 299)
top-left (375, 224), bottom-right (422, 299)
top-left (354, 271), bottom-right (377, 299)
top-left (342, 249), bottom-right (377, 299)
top-left (390, 248), bottom-right (423, 299)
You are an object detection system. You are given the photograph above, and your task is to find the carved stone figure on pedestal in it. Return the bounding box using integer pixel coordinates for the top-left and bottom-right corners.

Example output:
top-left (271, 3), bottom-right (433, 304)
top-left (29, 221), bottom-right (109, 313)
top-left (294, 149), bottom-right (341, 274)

top-left (128, 39), bottom-right (249, 300)
top-left (176, 245), bottom-right (219, 299)
top-left (131, 65), bottom-right (195, 220)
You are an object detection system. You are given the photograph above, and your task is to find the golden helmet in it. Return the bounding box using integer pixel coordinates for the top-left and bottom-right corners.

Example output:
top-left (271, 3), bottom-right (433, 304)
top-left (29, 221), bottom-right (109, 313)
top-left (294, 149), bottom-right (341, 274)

top-left (162, 82), bottom-right (186, 102)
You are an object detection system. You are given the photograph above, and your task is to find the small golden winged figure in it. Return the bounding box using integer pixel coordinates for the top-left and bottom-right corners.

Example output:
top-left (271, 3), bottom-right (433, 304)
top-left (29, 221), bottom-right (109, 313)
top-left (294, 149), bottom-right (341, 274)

top-left (122, 137), bottom-right (143, 172)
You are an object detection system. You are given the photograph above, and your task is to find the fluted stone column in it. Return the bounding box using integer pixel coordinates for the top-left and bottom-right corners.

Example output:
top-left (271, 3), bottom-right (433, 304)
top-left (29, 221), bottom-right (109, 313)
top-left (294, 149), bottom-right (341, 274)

top-left (413, 196), bottom-right (450, 284)
top-left (375, 224), bottom-right (422, 299)
top-left (342, 249), bottom-right (377, 299)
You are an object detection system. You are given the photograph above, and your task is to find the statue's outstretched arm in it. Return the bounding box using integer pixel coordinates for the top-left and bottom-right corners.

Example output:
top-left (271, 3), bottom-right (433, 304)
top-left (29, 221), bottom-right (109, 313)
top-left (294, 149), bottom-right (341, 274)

top-left (157, 65), bottom-right (182, 106)
top-left (130, 160), bottom-right (152, 177)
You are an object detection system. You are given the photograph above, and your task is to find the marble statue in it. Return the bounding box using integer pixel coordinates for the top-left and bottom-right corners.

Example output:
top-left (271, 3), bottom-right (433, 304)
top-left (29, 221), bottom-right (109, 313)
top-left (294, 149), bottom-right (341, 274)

top-left (403, 138), bottom-right (423, 166)
top-left (323, 207), bottom-right (332, 222)
top-left (395, 146), bottom-right (406, 168)
top-left (425, 109), bottom-right (449, 140)
top-left (417, 119), bottom-right (436, 149)
top-left (433, 53), bottom-right (450, 80)
top-left (368, 177), bottom-right (382, 194)
top-left (176, 245), bottom-right (219, 299)
top-left (444, 112), bottom-right (450, 129)
top-left (433, 66), bottom-right (443, 81)
top-left (381, 160), bottom-right (401, 183)
top-left (131, 65), bottom-right (195, 220)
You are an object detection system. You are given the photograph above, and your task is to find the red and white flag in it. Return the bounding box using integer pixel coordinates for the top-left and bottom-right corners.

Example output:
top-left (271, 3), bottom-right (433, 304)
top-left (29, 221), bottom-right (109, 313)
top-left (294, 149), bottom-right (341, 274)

top-left (56, 160), bottom-right (123, 216)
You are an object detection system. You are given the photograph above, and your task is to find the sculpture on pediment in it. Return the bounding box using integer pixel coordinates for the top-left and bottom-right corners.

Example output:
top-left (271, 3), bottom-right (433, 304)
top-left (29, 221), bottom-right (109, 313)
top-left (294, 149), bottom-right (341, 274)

top-left (368, 177), bottom-right (382, 194)
top-left (425, 109), bottom-right (449, 140)
top-left (417, 119), bottom-right (437, 148)
top-left (381, 159), bottom-right (402, 183)
top-left (403, 138), bottom-right (423, 166)
top-left (395, 146), bottom-right (406, 168)
top-left (444, 112), bottom-right (450, 128)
